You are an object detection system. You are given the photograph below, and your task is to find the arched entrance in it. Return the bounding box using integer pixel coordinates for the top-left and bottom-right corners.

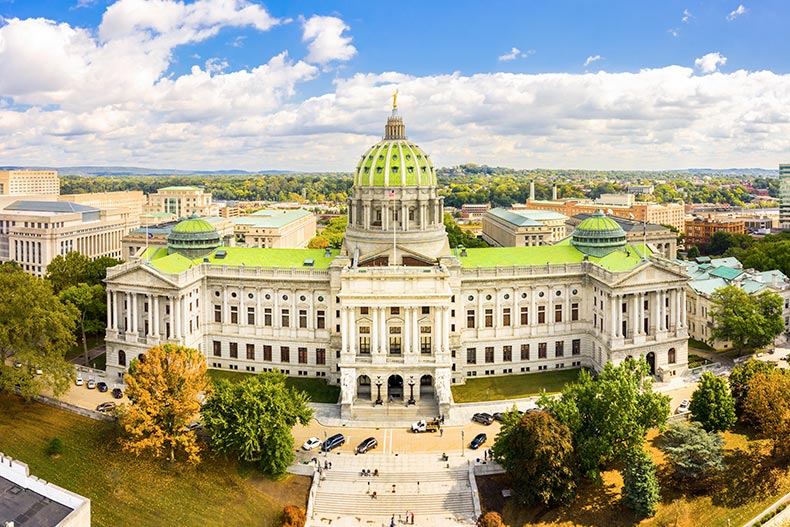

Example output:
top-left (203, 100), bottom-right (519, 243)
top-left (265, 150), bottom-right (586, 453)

top-left (357, 375), bottom-right (371, 400)
top-left (420, 374), bottom-right (434, 398)
top-left (388, 374), bottom-right (403, 400)
top-left (646, 352), bottom-right (656, 375)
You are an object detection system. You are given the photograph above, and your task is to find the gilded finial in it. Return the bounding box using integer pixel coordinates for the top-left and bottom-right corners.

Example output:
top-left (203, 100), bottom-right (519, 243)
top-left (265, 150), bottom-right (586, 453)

top-left (392, 89), bottom-right (398, 108)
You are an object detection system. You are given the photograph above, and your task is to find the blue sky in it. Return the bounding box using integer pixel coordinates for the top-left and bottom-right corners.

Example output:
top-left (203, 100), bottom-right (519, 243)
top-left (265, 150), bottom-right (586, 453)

top-left (0, 0), bottom-right (788, 171)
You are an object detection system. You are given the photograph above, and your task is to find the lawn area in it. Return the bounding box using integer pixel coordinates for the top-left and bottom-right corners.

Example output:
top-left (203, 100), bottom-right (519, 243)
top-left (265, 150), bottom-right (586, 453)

top-left (66, 333), bottom-right (105, 362)
top-left (480, 426), bottom-right (790, 527)
top-left (451, 369), bottom-right (581, 403)
top-left (688, 337), bottom-right (715, 352)
top-left (208, 369), bottom-right (340, 404)
top-left (0, 393), bottom-right (310, 527)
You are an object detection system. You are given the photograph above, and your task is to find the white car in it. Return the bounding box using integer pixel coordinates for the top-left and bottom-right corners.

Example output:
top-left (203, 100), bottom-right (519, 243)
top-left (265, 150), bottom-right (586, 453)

top-left (302, 437), bottom-right (321, 451)
top-left (677, 399), bottom-right (691, 414)
top-left (75, 376), bottom-right (84, 386)
top-left (86, 379), bottom-right (96, 389)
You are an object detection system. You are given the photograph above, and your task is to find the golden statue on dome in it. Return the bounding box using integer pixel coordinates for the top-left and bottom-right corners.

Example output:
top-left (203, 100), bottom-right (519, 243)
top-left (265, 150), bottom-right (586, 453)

top-left (392, 89), bottom-right (398, 108)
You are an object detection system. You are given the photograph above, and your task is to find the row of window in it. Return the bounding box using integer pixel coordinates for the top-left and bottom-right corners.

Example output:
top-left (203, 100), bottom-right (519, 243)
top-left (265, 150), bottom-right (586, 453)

top-left (211, 341), bottom-right (327, 365)
top-left (466, 303), bottom-right (579, 328)
top-left (466, 340), bottom-right (582, 364)
top-left (467, 360), bottom-right (583, 376)
top-left (214, 305), bottom-right (327, 329)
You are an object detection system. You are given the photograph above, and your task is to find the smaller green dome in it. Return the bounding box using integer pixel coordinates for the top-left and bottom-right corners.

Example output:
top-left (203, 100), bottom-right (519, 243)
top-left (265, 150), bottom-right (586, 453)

top-left (168, 216), bottom-right (220, 258)
top-left (571, 210), bottom-right (627, 257)
top-left (172, 217), bottom-right (216, 234)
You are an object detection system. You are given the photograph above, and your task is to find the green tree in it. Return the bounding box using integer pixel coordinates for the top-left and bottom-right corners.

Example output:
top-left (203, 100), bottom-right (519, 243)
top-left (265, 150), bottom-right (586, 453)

top-left (686, 246), bottom-right (700, 260)
top-left (45, 252), bottom-right (92, 293)
top-left (491, 410), bottom-right (577, 507)
top-left (621, 449), bottom-right (660, 518)
top-left (60, 284), bottom-right (106, 366)
top-left (443, 213), bottom-right (488, 248)
top-left (539, 357), bottom-right (670, 480)
top-left (201, 370), bottom-right (313, 477)
top-left (121, 344), bottom-right (212, 464)
top-left (710, 286), bottom-right (784, 354)
top-left (659, 421), bottom-right (725, 485)
top-left (0, 264), bottom-right (77, 398)
top-left (689, 372), bottom-right (737, 432)
top-left (729, 359), bottom-right (779, 411)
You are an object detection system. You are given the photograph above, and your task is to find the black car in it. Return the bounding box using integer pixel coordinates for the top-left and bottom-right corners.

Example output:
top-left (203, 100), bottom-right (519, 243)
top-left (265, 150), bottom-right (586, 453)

top-left (322, 433), bottom-right (345, 452)
top-left (492, 412), bottom-right (504, 422)
top-left (472, 412), bottom-right (494, 425)
top-left (111, 388), bottom-right (123, 399)
top-left (470, 433), bottom-right (487, 450)
top-left (355, 437), bottom-right (378, 454)
top-left (97, 381), bottom-right (108, 392)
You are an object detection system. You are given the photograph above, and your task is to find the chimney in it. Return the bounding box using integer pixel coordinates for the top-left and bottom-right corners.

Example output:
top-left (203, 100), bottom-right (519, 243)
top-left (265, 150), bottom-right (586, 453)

top-left (529, 180), bottom-right (535, 201)
top-left (552, 185), bottom-right (558, 201)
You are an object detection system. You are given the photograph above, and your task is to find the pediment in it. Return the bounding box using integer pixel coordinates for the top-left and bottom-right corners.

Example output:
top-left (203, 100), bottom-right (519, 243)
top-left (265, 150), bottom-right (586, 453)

top-left (610, 259), bottom-right (688, 289)
top-left (106, 262), bottom-right (183, 290)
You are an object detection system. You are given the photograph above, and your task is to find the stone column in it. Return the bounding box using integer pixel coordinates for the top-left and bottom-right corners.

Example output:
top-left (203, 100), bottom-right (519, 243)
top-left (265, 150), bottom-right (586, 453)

top-left (443, 306), bottom-right (451, 353)
top-left (106, 289), bottom-right (113, 330)
top-left (147, 294), bottom-right (153, 336)
top-left (340, 306), bottom-right (348, 353)
top-left (349, 308), bottom-right (356, 354)
top-left (404, 307), bottom-right (411, 354)
top-left (631, 293), bottom-right (639, 337)
top-left (610, 295), bottom-right (617, 337)
top-left (412, 307), bottom-right (419, 354)
top-left (379, 307), bottom-right (387, 354)
top-left (681, 288), bottom-right (687, 327)
top-left (174, 295), bottom-right (182, 339)
top-left (615, 295), bottom-right (622, 337)
top-left (131, 293), bottom-right (138, 334)
top-left (371, 307), bottom-right (379, 355)
top-left (153, 296), bottom-right (160, 338)
top-left (435, 307), bottom-right (443, 354)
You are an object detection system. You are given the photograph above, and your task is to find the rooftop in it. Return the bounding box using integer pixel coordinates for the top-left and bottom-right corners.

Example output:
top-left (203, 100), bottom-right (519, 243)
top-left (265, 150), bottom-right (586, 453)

top-left (230, 209), bottom-right (312, 229)
top-left (488, 208), bottom-right (567, 226)
top-left (571, 213), bottom-right (670, 232)
top-left (0, 474), bottom-right (72, 527)
top-left (146, 246), bottom-right (340, 274)
top-left (4, 201), bottom-right (98, 213)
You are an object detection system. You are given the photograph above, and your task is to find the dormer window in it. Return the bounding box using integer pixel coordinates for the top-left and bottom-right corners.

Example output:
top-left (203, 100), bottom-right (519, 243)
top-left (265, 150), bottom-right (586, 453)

top-left (391, 166), bottom-right (399, 173)
top-left (392, 154), bottom-right (398, 160)
top-left (408, 166), bottom-right (414, 173)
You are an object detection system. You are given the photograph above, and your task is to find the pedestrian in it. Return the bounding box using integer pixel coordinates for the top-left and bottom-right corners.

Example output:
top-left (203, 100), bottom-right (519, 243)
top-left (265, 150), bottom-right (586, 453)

top-left (484, 449), bottom-right (487, 460)
top-left (391, 515), bottom-right (395, 527)
top-left (389, 394), bottom-right (393, 403)
top-left (392, 484), bottom-right (396, 493)
top-left (366, 482), bottom-right (370, 494)
top-left (405, 511), bottom-right (410, 525)
top-left (372, 491), bottom-right (377, 499)
top-left (411, 512), bottom-right (414, 524)
top-left (328, 461), bottom-right (332, 469)
top-left (417, 481), bottom-right (420, 493)
top-left (440, 427), bottom-right (443, 437)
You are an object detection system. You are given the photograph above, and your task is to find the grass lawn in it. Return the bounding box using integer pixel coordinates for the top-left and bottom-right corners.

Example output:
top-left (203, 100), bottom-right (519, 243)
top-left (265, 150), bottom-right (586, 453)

top-left (0, 393), bottom-right (310, 527)
top-left (687, 354), bottom-right (707, 369)
top-left (208, 369), bottom-right (340, 404)
top-left (451, 369), bottom-right (581, 403)
top-left (480, 426), bottom-right (790, 527)
top-left (66, 333), bottom-right (105, 362)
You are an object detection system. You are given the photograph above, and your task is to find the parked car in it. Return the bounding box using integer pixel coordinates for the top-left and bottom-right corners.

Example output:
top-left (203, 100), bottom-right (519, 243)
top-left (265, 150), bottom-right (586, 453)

top-left (75, 376), bottom-right (84, 386)
top-left (355, 437), bottom-right (378, 454)
top-left (184, 421), bottom-right (202, 432)
top-left (97, 381), bottom-right (108, 392)
top-left (321, 433), bottom-right (345, 452)
top-left (472, 413), bottom-right (494, 425)
top-left (111, 388), bottom-right (123, 399)
top-left (302, 437), bottom-right (321, 451)
top-left (96, 402), bottom-right (116, 413)
top-left (677, 399), bottom-right (691, 414)
top-left (411, 419), bottom-right (439, 433)
top-left (470, 433), bottom-right (487, 450)
top-left (86, 379), bottom-right (96, 389)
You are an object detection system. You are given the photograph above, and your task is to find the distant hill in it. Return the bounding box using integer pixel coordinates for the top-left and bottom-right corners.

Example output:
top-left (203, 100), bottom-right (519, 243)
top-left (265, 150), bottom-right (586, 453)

top-left (0, 166), bottom-right (295, 176)
top-left (672, 168), bottom-right (779, 177)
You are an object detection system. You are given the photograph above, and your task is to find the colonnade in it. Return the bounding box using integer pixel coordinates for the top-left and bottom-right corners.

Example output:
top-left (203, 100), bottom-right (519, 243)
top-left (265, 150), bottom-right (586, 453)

top-left (609, 288), bottom-right (687, 339)
top-left (340, 305), bottom-right (451, 356)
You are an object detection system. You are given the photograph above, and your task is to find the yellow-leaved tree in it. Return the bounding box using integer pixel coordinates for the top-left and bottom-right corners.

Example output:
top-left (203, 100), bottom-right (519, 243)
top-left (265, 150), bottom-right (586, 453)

top-left (120, 344), bottom-right (212, 464)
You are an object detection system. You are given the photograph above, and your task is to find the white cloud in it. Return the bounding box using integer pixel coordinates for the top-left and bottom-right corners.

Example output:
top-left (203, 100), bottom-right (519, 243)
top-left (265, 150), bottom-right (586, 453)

top-left (694, 52), bottom-right (727, 73)
top-left (301, 15), bottom-right (356, 64)
top-left (668, 27), bottom-right (680, 37)
top-left (583, 55), bottom-right (602, 67)
top-left (204, 57), bottom-right (228, 74)
top-left (682, 8), bottom-right (693, 23)
top-left (498, 47), bottom-right (535, 61)
top-left (727, 4), bottom-right (747, 21)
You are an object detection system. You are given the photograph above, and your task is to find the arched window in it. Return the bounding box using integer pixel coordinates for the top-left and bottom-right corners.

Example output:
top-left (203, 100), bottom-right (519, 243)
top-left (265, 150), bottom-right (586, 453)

top-left (118, 349), bottom-right (126, 367)
top-left (668, 348), bottom-right (676, 364)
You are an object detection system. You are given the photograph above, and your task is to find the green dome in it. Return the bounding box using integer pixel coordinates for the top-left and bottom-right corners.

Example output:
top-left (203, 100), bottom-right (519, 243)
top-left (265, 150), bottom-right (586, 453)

top-left (171, 217), bottom-right (216, 234)
top-left (571, 210), bottom-right (627, 257)
top-left (354, 140), bottom-right (436, 187)
top-left (167, 216), bottom-right (221, 258)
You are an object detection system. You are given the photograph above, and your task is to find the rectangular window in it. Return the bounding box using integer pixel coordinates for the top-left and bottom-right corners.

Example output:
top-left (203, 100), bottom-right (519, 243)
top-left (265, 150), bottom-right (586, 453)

top-left (214, 305), bottom-right (221, 323)
top-left (485, 346), bottom-right (494, 363)
top-left (538, 306), bottom-right (546, 324)
top-left (299, 309), bottom-right (308, 329)
top-left (247, 307), bottom-right (255, 325)
top-left (280, 346), bottom-right (290, 363)
top-left (520, 307), bottom-right (529, 325)
top-left (538, 342), bottom-right (547, 359)
top-left (317, 310), bottom-right (326, 329)
top-left (359, 336), bottom-right (371, 354)
top-left (572, 339), bottom-right (581, 356)
top-left (316, 348), bottom-right (326, 365)
top-left (230, 306), bottom-right (238, 324)
top-left (264, 308), bottom-right (272, 326)
top-left (485, 309), bottom-right (493, 327)
top-left (391, 307), bottom-right (400, 315)
top-left (360, 307), bottom-right (369, 315)
top-left (467, 347), bottom-right (477, 364)
top-left (246, 343), bottom-right (255, 360)
top-left (421, 336), bottom-right (432, 354)
top-left (555, 341), bottom-right (564, 358)
top-left (503, 345), bottom-right (512, 361)
top-left (555, 305), bottom-right (563, 323)
top-left (521, 344), bottom-right (529, 360)
top-left (263, 345), bottom-right (272, 361)
top-left (390, 326), bottom-right (401, 334)
top-left (467, 310), bottom-right (476, 329)
top-left (213, 340), bottom-right (221, 357)
top-left (298, 347), bottom-right (308, 364)
top-left (503, 308), bottom-right (511, 327)
top-left (229, 342), bottom-right (238, 359)
top-left (389, 337), bottom-right (402, 355)
top-left (421, 306), bottom-right (430, 315)
top-left (420, 326), bottom-right (431, 334)
top-left (359, 326), bottom-right (371, 334)
top-left (571, 303), bottom-right (579, 321)
top-left (281, 309), bottom-right (290, 327)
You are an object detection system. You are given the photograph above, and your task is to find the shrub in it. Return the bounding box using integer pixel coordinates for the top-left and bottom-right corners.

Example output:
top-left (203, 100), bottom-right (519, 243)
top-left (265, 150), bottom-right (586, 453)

top-left (477, 511), bottom-right (505, 527)
top-left (281, 505), bottom-right (306, 527)
top-left (46, 437), bottom-right (64, 457)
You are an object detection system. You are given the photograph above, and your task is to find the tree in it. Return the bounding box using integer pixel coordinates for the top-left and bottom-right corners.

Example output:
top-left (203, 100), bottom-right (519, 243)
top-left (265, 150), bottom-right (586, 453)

top-left (686, 246), bottom-right (700, 260)
top-left (659, 421), bottom-right (725, 485)
top-left (491, 410), bottom-right (577, 507)
top-left (0, 264), bottom-right (77, 398)
top-left (710, 286), bottom-right (784, 354)
top-left (281, 505), bottom-right (306, 527)
top-left (60, 284), bottom-right (106, 366)
top-left (477, 511), bottom-right (505, 527)
top-left (742, 370), bottom-right (790, 455)
top-left (689, 372), bottom-right (737, 432)
top-left (120, 344), bottom-right (212, 464)
top-left (201, 370), bottom-right (313, 477)
top-left (45, 252), bottom-right (92, 293)
top-left (621, 449), bottom-right (660, 518)
top-left (444, 213), bottom-right (488, 248)
top-left (539, 357), bottom-right (670, 480)
top-left (729, 359), bottom-right (779, 412)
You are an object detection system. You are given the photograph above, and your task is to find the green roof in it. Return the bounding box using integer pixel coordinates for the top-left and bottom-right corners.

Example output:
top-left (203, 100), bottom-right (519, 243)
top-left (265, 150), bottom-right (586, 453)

top-left (230, 209), bottom-right (312, 229)
top-left (355, 140), bottom-right (436, 187)
top-left (708, 266), bottom-right (743, 280)
top-left (171, 217), bottom-right (217, 234)
top-left (147, 247), bottom-right (340, 274)
top-left (460, 242), bottom-right (652, 273)
top-left (575, 210), bottom-right (624, 233)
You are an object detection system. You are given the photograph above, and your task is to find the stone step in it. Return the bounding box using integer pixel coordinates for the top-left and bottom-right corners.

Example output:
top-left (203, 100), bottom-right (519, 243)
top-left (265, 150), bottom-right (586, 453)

top-left (313, 491), bottom-right (475, 516)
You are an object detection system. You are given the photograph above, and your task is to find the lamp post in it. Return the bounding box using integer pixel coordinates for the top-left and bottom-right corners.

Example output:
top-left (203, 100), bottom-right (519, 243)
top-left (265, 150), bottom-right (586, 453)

top-left (461, 430), bottom-right (465, 457)
top-left (375, 376), bottom-right (383, 406)
top-left (408, 376), bottom-right (415, 406)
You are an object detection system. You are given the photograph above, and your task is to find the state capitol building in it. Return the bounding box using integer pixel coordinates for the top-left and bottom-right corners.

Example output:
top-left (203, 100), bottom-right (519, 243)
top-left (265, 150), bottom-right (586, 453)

top-left (104, 102), bottom-right (689, 418)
